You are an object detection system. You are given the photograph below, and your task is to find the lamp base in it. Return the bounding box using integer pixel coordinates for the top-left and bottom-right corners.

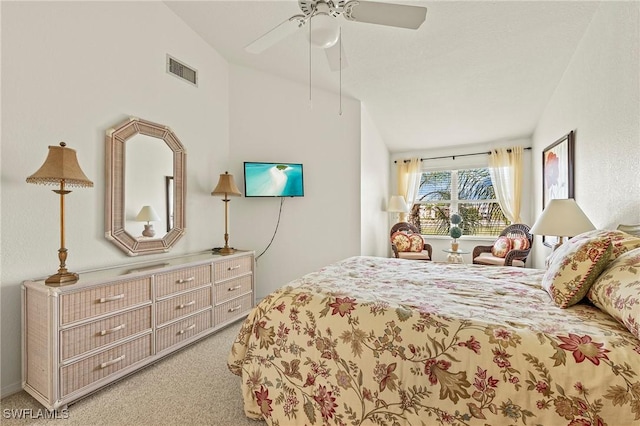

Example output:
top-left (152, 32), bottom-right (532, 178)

top-left (45, 271), bottom-right (79, 286)
top-left (142, 224), bottom-right (156, 238)
top-left (218, 246), bottom-right (236, 255)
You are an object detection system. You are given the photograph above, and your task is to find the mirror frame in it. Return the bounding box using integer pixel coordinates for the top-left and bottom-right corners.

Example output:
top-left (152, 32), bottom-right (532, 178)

top-left (105, 117), bottom-right (186, 256)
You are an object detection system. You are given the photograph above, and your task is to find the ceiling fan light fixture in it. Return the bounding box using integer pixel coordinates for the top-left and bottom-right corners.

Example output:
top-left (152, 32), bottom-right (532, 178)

top-left (309, 12), bottom-right (340, 49)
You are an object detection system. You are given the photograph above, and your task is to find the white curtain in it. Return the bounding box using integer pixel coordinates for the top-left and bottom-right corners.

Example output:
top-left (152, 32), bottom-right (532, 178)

top-left (488, 147), bottom-right (523, 223)
top-left (397, 158), bottom-right (421, 222)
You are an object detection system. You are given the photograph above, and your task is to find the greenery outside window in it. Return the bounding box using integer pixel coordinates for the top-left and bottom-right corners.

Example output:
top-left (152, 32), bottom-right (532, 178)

top-left (410, 168), bottom-right (509, 236)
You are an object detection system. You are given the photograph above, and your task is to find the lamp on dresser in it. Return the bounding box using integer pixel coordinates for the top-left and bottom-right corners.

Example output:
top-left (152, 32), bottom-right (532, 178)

top-left (26, 142), bottom-right (93, 285)
top-left (211, 171), bottom-right (242, 254)
top-left (135, 205), bottom-right (161, 237)
top-left (530, 198), bottom-right (595, 252)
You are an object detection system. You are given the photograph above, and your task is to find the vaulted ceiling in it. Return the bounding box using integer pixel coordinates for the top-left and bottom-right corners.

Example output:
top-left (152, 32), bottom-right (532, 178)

top-left (165, 1), bottom-right (599, 153)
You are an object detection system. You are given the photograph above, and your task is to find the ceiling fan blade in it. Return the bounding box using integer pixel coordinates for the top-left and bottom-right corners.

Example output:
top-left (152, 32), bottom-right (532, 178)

top-left (325, 39), bottom-right (349, 71)
top-left (245, 14), bottom-right (306, 54)
top-left (343, 1), bottom-right (427, 30)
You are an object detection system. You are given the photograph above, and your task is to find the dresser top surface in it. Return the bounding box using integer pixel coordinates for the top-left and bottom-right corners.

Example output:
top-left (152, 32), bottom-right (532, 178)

top-left (23, 250), bottom-right (254, 290)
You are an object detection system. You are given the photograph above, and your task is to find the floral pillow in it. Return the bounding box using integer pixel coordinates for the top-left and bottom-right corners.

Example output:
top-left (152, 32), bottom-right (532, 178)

top-left (391, 232), bottom-right (424, 253)
top-left (587, 247), bottom-right (640, 339)
top-left (391, 232), bottom-right (411, 252)
top-left (567, 229), bottom-right (640, 259)
top-left (408, 234), bottom-right (425, 252)
top-left (542, 236), bottom-right (612, 308)
top-left (491, 236), bottom-right (512, 258)
top-left (510, 235), bottom-right (530, 251)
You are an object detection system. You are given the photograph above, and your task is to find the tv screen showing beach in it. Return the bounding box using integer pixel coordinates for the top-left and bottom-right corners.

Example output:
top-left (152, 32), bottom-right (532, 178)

top-left (244, 162), bottom-right (304, 197)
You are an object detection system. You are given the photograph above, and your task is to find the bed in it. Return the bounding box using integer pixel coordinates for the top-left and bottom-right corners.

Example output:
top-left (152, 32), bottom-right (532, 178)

top-left (228, 229), bottom-right (640, 425)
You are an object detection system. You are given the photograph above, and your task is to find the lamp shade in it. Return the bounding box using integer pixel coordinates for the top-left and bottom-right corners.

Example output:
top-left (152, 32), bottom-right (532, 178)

top-left (135, 205), bottom-right (161, 222)
top-left (211, 172), bottom-right (242, 197)
top-left (387, 195), bottom-right (408, 213)
top-left (530, 198), bottom-right (595, 237)
top-left (26, 142), bottom-right (93, 188)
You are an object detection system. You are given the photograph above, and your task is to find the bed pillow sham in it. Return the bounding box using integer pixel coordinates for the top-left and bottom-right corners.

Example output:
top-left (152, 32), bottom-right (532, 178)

top-left (546, 229), bottom-right (640, 267)
top-left (587, 247), bottom-right (640, 339)
top-left (542, 236), bottom-right (612, 308)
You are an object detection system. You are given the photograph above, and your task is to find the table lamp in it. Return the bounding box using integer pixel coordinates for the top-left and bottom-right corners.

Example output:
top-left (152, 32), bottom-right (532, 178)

top-left (136, 205), bottom-right (161, 237)
top-left (387, 195), bottom-right (409, 222)
top-left (530, 198), bottom-right (595, 252)
top-left (211, 171), bottom-right (242, 254)
top-left (26, 142), bottom-right (93, 285)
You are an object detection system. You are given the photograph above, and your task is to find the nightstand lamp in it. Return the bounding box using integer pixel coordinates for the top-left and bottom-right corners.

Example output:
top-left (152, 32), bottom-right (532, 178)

top-left (530, 198), bottom-right (595, 252)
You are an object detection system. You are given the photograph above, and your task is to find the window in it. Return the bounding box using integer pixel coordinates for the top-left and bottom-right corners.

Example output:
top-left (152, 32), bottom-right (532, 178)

top-left (410, 168), bottom-right (509, 236)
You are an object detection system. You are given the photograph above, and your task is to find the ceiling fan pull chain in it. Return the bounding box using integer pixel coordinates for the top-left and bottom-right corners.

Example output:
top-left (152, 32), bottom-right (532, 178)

top-left (309, 11), bottom-right (312, 108)
top-left (339, 26), bottom-right (343, 116)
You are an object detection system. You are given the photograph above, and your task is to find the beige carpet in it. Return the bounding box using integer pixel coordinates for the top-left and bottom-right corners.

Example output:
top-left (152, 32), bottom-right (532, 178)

top-left (1, 321), bottom-right (263, 425)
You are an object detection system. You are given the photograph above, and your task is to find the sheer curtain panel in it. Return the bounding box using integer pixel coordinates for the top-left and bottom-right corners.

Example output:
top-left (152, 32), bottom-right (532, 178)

top-left (488, 147), bottom-right (523, 223)
top-left (396, 158), bottom-right (421, 223)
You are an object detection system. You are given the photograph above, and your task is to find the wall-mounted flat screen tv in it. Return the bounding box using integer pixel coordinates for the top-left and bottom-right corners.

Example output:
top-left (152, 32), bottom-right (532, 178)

top-left (244, 162), bottom-right (304, 197)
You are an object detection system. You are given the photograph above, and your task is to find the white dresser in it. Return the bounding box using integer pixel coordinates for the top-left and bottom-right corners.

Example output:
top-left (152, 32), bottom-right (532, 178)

top-left (22, 251), bottom-right (254, 410)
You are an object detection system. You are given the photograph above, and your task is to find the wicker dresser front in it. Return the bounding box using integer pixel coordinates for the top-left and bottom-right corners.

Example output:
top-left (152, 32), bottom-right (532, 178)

top-left (22, 250), bottom-right (254, 411)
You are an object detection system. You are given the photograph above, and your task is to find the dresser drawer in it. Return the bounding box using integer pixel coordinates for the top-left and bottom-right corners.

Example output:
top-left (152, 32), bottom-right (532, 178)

top-left (60, 277), bottom-right (151, 325)
top-left (214, 274), bottom-right (252, 304)
top-left (60, 334), bottom-right (152, 397)
top-left (214, 256), bottom-right (252, 282)
top-left (60, 306), bottom-right (152, 362)
top-left (156, 309), bottom-right (212, 353)
top-left (155, 264), bottom-right (212, 298)
top-left (214, 293), bottom-right (253, 325)
top-left (155, 287), bottom-right (212, 326)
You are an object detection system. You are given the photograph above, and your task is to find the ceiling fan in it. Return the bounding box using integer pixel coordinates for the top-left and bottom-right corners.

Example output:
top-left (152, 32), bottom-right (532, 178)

top-left (245, 0), bottom-right (428, 71)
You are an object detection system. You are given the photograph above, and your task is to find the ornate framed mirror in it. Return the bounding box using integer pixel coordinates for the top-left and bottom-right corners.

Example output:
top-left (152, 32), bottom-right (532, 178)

top-left (106, 117), bottom-right (186, 255)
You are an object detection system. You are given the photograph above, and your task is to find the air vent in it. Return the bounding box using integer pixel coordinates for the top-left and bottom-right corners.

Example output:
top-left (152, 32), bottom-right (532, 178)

top-left (166, 55), bottom-right (197, 86)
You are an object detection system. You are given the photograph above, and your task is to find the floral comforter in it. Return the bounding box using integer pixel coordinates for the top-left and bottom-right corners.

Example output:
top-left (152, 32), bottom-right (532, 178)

top-left (228, 256), bottom-right (640, 425)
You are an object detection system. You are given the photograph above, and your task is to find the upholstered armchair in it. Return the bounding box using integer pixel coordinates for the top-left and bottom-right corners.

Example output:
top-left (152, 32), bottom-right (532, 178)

top-left (472, 223), bottom-right (533, 267)
top-left (390, 222), bottom-right (432, 261)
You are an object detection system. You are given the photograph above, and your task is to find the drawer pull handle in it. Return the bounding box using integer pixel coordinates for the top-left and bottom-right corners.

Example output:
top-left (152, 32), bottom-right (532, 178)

top-left (99, 294), bottom-right (125, 303)
top-left (178, 301), bottom-right (196, 309)
top-left (227, 265), bottom-right (241, 271)
top-left (100, 354), bottom-right (125, 369)
top-left (228, 305), bottom-right (242, 313)
top-left (228, 285), bottom-right (242, 291)
top-left (178, 324), bottom-right (196, 335)
top-left (100, 324), bottom-right (126, 336)
top-left (177, 277), bottom-right (195, 284)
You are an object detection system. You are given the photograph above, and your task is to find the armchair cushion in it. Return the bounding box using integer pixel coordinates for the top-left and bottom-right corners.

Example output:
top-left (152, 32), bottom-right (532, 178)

top-left (473, 253), bottom-right (525, 267)
top-left (397, 251), bottom-right (431, 261)
top-left (491, 236), bottom-right (512, 258)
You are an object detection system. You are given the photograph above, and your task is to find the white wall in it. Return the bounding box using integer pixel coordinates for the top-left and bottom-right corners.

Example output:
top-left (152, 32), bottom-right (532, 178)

top-left (531, 1), bottom-right (640, 268)
top-left (228, 65), bottom-right (362, 300)
top-left (1, 1), bottom-right (229, 395)
top-left (360, 105), bottom-right (390, 257)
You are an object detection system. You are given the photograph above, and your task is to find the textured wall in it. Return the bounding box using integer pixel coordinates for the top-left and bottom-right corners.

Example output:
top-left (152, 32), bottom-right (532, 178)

top-left (531, 2), bottom-right (640, 267)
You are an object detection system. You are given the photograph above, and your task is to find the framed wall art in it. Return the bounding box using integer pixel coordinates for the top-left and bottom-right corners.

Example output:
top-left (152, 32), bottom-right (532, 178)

top-left (541, 130), bottom-right (574, 245)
